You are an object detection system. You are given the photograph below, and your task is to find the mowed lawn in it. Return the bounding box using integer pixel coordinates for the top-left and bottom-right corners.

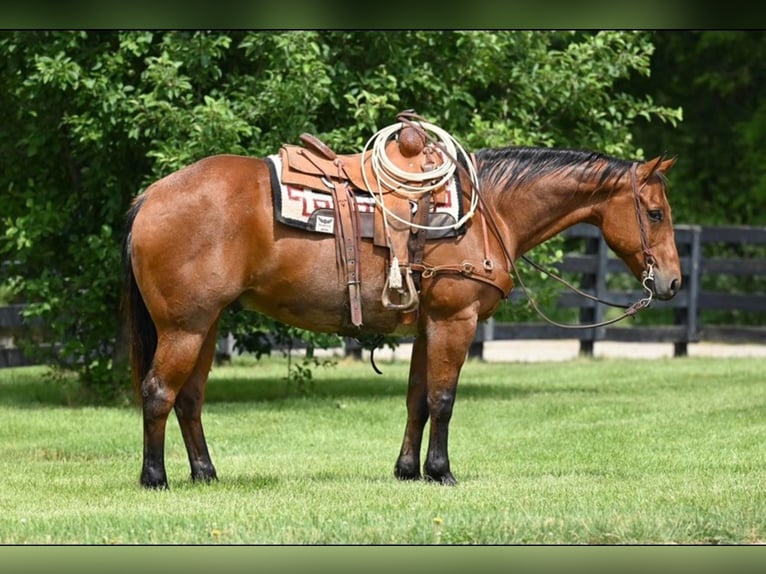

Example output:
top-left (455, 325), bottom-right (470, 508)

top-left (0, 354), bottom-right (764, 544)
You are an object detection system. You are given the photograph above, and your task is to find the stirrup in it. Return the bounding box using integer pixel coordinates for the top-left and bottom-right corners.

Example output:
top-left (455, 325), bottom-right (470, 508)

top-left (381, 267), bottom-right (419, 312)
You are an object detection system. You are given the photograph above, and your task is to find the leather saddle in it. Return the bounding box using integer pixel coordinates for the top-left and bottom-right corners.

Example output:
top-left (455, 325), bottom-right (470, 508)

top-left (276, 120), bottom-right (466, 328)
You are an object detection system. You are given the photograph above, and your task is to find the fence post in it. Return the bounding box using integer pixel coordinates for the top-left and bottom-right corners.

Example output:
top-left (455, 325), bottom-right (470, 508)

top-left (578, 234), bottom-right (608, 356)
top-left (344, 337), bottom-right (363, 360)
top-left (0, 304), bottom-right (34, 368)
top-left (469, 318), bottom-right (492, 360)
top-left (674, 225), bottom-right (701, 357)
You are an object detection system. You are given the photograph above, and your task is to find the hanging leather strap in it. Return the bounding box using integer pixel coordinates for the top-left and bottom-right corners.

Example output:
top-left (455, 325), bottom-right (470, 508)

top-left (299, 150), bottom-right (363, 327)
top-left (332, 179), bottom-right (363, 327)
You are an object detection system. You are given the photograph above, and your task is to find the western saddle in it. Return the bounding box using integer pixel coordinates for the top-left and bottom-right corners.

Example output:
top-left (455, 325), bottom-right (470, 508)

top-left (276, 112), bottom-right (479, 328)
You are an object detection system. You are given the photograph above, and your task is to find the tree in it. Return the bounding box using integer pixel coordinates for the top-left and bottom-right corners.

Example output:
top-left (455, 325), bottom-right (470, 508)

top-left (630, 31), bottom-right (766, 225)
top-left (0, 31), bottom-right (681, 397)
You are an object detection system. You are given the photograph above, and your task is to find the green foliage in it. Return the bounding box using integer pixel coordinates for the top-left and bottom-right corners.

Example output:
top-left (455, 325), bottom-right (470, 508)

top-left (631, 31), bottom-right (766, 225)
top-left (0, 31), bottom-right (679, 395)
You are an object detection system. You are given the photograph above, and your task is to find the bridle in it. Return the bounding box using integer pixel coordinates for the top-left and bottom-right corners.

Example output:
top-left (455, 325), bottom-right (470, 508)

top-left (495, 161), bottom-right (657, 330)
top-left (630, 160), bottom-right (658, 280)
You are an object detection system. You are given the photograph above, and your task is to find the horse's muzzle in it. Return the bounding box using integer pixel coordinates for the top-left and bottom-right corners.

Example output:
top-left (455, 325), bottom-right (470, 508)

top-left (650, 272), bottom-right (681, 301)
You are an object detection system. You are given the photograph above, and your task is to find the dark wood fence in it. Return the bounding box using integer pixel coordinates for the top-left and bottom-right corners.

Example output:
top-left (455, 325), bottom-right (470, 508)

top-left (3, 223), bottom-right (766, 368)
top-left (0, 304), bottom-right (31, 368)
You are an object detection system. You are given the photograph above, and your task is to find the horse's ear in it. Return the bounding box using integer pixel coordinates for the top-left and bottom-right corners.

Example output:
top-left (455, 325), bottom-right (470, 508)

top-left (658, 155), bottom-right (677, 173)
top-left (637, 155), bottom-right (676, 181)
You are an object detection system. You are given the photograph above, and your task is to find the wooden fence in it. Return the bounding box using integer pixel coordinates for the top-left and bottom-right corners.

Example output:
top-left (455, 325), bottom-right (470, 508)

top-left (0, 304), bottom-right (30, 368)
top-left (470, 223), bottom-right (766, 358)
top-left (3, 223), bottom-right (766, 368)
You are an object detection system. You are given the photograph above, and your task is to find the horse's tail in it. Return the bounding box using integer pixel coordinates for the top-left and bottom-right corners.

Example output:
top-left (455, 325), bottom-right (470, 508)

top-left (121, 194), bottom-right (156, 401)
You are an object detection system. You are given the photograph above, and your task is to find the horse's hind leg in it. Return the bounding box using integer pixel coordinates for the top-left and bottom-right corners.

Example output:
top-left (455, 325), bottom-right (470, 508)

top-left (140, 328), bottom-right (208, 489)
top-left (174, 320), bottom-right (220, 483)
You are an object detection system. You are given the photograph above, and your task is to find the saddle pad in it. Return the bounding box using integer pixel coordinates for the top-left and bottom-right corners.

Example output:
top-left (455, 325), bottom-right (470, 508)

top-left (266, 155), bottom-right (466, 240)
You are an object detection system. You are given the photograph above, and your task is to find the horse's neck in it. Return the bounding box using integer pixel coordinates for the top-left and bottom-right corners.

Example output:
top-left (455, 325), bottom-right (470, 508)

top-left (501, 172), bottom-right (609, 257)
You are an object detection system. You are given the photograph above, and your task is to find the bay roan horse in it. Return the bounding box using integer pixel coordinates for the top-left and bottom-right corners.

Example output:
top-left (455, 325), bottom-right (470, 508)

top-left (123, 135), bottom-right (680, 489)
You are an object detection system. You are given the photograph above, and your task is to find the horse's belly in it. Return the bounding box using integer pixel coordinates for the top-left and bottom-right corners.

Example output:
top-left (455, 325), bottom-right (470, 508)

top-left (237, 278), bottom-right (408, 336)
top-left (237, 288), bottom-right (345, 332)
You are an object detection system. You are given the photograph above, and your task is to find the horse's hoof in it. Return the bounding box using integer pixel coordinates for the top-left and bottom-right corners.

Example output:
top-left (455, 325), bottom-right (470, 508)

top-left (191, 473), bottom-right (218, 484)
top-left (440, 473), bottom-right (458, 486)
top-left (191, 465), bottom-right (218, 483)
top-left (395, 472), bottom-right (423, 481)
top-left (394, 462), bottom-right (422, 481)
top-left (424, 472), bottom-right (458, 486)
top-left (140, 477), bottom-right (169, 490)
top-left (140, 468), bottom-right (169, 489)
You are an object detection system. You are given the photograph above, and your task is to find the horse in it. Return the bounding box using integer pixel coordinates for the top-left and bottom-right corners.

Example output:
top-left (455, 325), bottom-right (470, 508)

top-left (122, 127), bottom-right (680, 489)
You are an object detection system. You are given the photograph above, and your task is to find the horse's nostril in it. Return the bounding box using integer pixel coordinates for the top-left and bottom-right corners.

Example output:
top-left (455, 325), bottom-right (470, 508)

top-left (670, 278), bottom-right (680, 295)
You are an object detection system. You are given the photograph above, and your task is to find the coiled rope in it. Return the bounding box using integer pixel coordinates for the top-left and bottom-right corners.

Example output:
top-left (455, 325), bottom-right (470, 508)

top-left (360, 120), bottom-right (480, 231)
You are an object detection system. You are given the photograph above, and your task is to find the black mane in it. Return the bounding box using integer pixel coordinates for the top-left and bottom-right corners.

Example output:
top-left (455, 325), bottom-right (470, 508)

top-left (475, 146), bottom-right (636, 192)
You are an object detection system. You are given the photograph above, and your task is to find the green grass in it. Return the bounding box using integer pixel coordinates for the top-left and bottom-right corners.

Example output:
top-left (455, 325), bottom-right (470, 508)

top-left (0, 355), bottom-right (764, 544)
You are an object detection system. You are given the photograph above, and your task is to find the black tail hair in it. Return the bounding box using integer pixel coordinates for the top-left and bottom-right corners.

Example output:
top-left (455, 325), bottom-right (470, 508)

top-left (121, 195), bottom-right (156, 401)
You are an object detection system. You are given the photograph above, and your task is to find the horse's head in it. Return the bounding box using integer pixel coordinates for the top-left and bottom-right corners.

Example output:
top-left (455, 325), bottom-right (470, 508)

top-left (600, 156), bottom-right (681, 301)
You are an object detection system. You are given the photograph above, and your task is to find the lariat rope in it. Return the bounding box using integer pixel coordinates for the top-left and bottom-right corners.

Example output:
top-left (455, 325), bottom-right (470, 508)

top-left (360, 119), bottom-right (480, 232)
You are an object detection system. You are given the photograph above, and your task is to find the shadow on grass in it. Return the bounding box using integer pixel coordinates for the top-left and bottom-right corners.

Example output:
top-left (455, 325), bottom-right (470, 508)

top-left (167, 470), bottom-right (405, 494)
top-left (204, 373), bottom-right (599, 405)
top-left (0, 360), bottom-right (601, 408)
top-left (166, 473), bottom-right (284, 492)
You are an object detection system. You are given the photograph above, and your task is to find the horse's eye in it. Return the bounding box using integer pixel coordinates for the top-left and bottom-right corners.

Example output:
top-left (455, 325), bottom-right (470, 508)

top-left (648, 209), bottom-right (664, 223)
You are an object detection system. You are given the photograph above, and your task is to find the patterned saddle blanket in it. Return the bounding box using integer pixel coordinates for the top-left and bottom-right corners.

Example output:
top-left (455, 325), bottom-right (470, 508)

top-left (266, 153), bottom-right (467, 240)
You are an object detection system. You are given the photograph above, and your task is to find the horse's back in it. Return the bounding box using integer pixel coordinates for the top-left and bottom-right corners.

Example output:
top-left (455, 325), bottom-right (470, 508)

top-left (142, 154), bottom-right (268, 207)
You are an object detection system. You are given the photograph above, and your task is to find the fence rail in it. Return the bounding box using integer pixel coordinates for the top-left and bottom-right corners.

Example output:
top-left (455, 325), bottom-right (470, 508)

top-left (471, 223), bottom-right (766, 358)
top-left (3, 223), bottom-right (766, 368)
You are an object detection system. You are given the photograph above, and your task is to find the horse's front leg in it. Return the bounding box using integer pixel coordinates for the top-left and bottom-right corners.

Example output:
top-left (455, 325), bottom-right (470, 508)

top-left (421, 313), bottom-right (477, 486)
top-left (394, 335), bottom-right (428, 480)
